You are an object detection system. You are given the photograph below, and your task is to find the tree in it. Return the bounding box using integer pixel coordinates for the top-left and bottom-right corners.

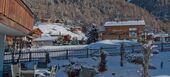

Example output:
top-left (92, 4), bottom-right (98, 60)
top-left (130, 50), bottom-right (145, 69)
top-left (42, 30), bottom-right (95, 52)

top-left (10, 37), bottom-right (24, 64)
top-left (143, 44), bottom-right (152, 77)
top-left (87, 24), bottom-right (99, 44)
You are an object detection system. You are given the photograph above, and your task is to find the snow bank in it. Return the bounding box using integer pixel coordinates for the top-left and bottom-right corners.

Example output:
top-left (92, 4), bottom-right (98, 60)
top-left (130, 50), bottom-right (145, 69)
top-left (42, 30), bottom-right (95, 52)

top-left (31, 45), bottom-right (88, 52)
top-left (154, 75), bottom-right (170, 77)
top-left (87, 40), bottom-right (142, 55)
top-left (87, 40), bottom-right (141, 49)
top-left (33, 36), bottom-right (58, 41)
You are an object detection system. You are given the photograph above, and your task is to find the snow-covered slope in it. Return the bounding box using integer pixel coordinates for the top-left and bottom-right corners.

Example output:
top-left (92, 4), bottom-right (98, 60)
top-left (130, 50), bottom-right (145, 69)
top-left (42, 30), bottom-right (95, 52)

top-left (37, 23), bottom-right (87, 40)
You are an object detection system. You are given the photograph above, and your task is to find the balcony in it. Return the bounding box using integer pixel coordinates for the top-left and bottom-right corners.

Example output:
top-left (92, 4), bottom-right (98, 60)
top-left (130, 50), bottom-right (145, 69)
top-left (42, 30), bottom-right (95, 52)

top-left (0, 0), bottom-right (34, 36)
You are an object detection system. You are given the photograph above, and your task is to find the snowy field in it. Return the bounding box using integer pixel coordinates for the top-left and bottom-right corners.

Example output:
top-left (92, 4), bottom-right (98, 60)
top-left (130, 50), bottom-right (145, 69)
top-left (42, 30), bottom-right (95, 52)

top-left (4, 40), bottom-right (170, 77)
top-left (47, 51), bottom-right (170, 77)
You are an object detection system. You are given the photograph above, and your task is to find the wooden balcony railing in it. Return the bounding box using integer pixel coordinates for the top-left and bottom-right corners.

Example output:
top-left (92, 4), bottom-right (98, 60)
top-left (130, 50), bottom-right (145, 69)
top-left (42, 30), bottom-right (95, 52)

top-left (0, 0), bottom-right (34, 34)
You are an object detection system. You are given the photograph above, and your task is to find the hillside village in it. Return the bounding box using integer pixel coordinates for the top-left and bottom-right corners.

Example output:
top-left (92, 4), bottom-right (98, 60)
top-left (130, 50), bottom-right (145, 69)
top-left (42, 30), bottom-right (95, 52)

top-left (0, 0), bottom-right (170, 77)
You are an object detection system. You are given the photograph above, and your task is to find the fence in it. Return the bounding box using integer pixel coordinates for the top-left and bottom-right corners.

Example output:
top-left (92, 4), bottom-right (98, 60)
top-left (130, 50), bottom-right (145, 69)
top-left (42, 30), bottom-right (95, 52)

top-left (3, 42), bottom-right (170, 64)
top-left (152, 42), bottom-right (170, 52)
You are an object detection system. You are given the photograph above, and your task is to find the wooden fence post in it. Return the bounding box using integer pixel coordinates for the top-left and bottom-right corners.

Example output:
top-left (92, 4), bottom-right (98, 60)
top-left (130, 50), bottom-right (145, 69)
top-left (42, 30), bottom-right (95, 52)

top-left (29, 52), bottom-right (32, 62)
top-left (87, 48), bottom-right (89, 58)
top-left (100, 47), bottom-right (103, 53)
top-left (120, 43), bottom-right (124, 67)
top-left (161, 42), bottom-right (163, 51)
top-left (66, 50), bottom-right (69, 59)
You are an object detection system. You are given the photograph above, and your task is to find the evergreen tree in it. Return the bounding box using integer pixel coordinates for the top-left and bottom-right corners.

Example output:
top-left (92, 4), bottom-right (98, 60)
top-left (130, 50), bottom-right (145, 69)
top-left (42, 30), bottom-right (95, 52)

top-left (87, 24), bottom-right (99, 44)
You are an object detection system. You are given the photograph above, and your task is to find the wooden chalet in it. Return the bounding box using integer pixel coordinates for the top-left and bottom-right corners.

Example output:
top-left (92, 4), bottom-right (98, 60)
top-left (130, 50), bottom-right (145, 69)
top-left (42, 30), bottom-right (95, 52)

top-left (0, 0), bottom-right (34, 76)
top-left (32, 27), bottom-right (43, 38)
top-left (100, 20), bottom-right (145, 42)
top-left (71, 26), bottom-right (82, 33)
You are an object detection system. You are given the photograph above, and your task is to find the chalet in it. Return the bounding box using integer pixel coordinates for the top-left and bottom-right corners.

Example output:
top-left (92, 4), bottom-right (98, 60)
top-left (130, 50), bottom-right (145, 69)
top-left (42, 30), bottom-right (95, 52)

top-left (100, 20), bottom-right (145, 42)
top-left (71, 26), bottom-right (82, 33)
top-left (153, 33), bottom-right (170, 42)
top-left (0, 0), bottom-right (34, 76)
top-left (32, 26), bottom-right (43, 38)
top-left (33, 36), bottom-right (58, 46)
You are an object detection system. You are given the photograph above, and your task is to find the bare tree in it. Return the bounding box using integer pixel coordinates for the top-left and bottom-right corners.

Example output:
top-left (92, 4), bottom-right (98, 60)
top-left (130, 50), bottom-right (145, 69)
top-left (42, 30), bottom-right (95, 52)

top-left (143, 44), bottom-right (152, 77)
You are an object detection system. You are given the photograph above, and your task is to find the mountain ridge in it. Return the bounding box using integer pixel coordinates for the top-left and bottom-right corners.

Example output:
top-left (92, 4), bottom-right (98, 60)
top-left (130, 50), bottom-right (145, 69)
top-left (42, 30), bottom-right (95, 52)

top-left (23, 0), bottom-right (169, 32)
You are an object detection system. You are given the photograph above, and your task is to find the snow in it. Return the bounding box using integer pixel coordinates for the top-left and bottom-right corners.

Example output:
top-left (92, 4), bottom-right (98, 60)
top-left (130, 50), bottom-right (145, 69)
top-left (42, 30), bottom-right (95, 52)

top-left (153, 33), bottom-right (169, 38)
top-left (104, 20), bottom-right (145, 26)
top-left (37, 23), bottom-right (87, 40)
top-left (33, 36), bottom-right (58, 41)
top-left (31, 45), bottom-right (88, 52)
top-left (31, 40), bottom-right (142, 51)
top-left (44, 51), bottom-right (170, 77)
top-left (154, 75), bottom-right (170, 77)
top-left (88, 40), bottom-right (141, 49)
top-left (9, 40), bottom-right (170, 77)
top-left (150, 52), bottom-right (170, 76)
top-left (87, 40), bottom-right (142, 54)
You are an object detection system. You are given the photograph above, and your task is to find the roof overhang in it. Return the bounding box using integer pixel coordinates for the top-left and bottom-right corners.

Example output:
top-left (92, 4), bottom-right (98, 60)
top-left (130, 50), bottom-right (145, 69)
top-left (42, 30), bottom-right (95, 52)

top-left (104, 20), bottom-right (145, 27)
top-left (0, 14), bottom-right (30, 36)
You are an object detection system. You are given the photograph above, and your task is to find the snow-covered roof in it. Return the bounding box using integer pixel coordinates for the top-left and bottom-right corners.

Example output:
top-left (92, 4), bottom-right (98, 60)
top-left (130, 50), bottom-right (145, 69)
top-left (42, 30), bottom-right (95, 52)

top-left (153, 33), bottom-right (169, 38)
top-left (33, 26), bottom-right (38, 29)
top-left (104, 20), bottom-right (145, 26)
top-left (33, 36), bottom-right (58, 41)
top-left (31, 45), bottom-right (88, 51)
top-left (37, 23), bottom-right (87, 40)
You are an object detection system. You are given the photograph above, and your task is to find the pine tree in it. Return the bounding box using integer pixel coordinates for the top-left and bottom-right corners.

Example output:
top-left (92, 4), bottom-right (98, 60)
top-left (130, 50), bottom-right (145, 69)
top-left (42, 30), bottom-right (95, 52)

top-left (87, 24), bottom-right (98, 44)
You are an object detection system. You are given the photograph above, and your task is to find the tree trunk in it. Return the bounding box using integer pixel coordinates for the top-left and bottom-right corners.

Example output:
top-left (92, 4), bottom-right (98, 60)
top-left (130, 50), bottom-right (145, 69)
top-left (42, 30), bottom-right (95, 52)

top-left (143, 46), bottom-right (151, 77)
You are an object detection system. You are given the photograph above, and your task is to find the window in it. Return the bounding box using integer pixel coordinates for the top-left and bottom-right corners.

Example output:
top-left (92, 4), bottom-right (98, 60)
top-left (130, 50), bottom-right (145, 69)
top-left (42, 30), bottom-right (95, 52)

top-left (129, 31), bottom-right (137, 38)
top-left (129, 28), bottom-right (137, 31)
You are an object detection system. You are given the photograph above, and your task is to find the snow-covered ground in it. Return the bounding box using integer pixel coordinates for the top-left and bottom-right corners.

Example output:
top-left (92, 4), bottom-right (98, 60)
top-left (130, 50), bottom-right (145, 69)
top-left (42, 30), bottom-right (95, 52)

top-left (46, 51), bottom-right (170, 77)
top-left (4, 40), bottom-right (170, 77)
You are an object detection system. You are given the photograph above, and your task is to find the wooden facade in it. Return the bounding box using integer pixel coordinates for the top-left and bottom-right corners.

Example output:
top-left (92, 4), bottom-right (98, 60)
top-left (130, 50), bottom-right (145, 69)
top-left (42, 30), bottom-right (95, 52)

top-left (0, 0), bottom-right (34, 35)
top-left (32, 28), bottom-right (43, 38)
top-left (101, 20), bottom-right (145, 42)
top-left (0, 0), bottom-right (34, 76)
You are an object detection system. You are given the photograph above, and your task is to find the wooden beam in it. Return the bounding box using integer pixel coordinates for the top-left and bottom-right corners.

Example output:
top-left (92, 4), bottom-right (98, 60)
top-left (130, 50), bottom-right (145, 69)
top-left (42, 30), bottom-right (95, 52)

top-left (0, 14), bottom-right (30, 34)
top-left (0, 35), bottom-right (5, 77)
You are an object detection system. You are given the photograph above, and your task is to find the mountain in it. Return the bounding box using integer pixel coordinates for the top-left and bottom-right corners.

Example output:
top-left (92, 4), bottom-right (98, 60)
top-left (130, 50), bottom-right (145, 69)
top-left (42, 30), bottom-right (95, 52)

top-left (130, 0), bottom-right (170, 22)
top-left (130, 0), bottom-right (170, 32)
top-left (23, 0), bottom-right (169, 32)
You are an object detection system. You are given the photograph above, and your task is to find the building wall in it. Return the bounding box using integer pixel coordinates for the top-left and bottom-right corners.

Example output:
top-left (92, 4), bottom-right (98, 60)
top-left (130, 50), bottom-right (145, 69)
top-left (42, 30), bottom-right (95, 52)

top-left (0, 0), bottom-right (34, 33)
top-left (102, 25), bottom-right (144, 41)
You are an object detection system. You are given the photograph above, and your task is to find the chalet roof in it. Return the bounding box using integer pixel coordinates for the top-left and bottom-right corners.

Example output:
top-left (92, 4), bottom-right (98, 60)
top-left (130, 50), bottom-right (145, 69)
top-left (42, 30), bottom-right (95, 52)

top-left (104, 20), bottom-right (145, 27)
top-left (32, 26), bottom-right (43, 33)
